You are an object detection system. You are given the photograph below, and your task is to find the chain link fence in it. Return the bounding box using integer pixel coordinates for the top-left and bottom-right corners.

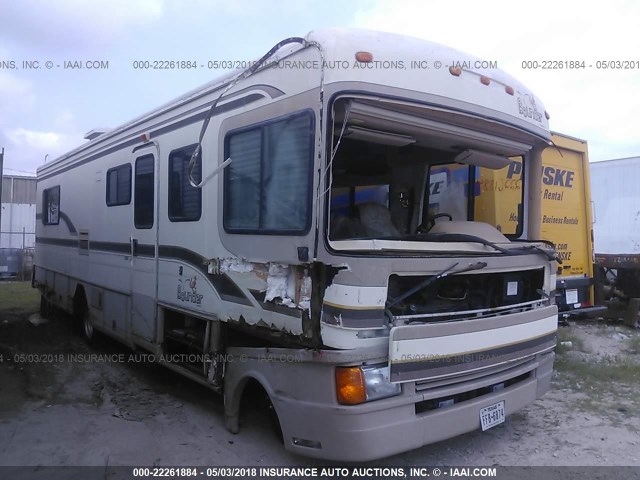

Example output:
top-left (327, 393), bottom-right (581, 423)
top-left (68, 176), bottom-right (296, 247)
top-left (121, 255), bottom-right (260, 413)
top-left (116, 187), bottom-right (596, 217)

top-left (0, 229), bottom-right (35, 280)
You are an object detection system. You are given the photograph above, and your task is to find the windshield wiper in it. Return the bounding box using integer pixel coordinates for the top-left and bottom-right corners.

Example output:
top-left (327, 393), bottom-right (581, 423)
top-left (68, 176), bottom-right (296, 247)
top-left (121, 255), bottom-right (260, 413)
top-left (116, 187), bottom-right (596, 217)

top-left (425, 233), bottom-right (560, 263)
top-left (337, 233), bottom-right (561, 263)
top-left (386, 261), bottom-right (487, 309)
top-left (512, 244), bottom-right (562, 263)
top-left (427, 233), bottom-right (510, 254)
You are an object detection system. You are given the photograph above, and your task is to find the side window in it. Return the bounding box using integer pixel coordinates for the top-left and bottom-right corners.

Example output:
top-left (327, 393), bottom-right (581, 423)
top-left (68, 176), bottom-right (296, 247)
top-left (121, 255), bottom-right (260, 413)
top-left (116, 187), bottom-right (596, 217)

top-left (224, 111), bottom-right (314, 234)
top-left (134, 155), bottom-right (154, 229)
top-left (168, 145), bottom-right (201, 222)
top-left (42, 186), bottom-right (60, 225)
top-left (106, 163), bottom-right (131, 206)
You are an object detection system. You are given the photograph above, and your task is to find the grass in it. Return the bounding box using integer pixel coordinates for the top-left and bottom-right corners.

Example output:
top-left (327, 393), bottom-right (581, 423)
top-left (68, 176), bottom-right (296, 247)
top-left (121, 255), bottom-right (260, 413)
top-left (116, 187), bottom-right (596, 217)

top-left (554, 346), bottom-right (640, 417)
top-left (557, 355), bottom-right (640, 384)
top-left (556, 328), bottom-right (586, 353)
top-left (626, 336), bottom-right (640, 355)
top-left (0, 281), bottom-right (40, 317)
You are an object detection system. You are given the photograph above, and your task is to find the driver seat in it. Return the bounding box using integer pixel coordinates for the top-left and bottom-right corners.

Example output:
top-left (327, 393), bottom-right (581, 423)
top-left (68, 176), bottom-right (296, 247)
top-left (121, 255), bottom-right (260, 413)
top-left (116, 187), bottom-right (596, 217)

top-left (357, 203), bottom-right (400, 237)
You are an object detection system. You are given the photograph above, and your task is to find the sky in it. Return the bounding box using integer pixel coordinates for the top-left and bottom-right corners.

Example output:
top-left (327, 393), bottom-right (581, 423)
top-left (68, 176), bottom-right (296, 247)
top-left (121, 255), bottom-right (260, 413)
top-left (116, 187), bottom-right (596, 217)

top-left (1, 0), bottom-right (639, 176)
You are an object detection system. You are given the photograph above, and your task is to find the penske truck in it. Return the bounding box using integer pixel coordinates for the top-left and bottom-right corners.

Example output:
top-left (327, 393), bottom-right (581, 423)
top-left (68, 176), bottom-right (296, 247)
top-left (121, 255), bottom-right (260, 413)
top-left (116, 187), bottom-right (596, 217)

top-left (473, 132), bottom-right (603, 319)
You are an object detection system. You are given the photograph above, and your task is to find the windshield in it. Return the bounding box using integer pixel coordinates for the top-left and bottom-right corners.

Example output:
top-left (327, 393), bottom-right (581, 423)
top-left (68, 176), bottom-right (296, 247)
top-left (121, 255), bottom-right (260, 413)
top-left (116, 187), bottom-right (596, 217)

top-left (327, 99), bottom-right (526, 245)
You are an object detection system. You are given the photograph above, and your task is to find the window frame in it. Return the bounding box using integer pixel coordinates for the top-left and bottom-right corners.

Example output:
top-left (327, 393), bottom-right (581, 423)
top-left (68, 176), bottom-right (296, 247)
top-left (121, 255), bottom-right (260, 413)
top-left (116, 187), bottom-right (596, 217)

top-left (42, 185), bottom-right (60, 225)
top-left (134, 154), bottom-right (155, 230)
top-left (105, 163), bottom-right (132, 207)
top-left (222, 109), bottom-right (315, 236)
top-left (168, 144), bottom-right (202, 222)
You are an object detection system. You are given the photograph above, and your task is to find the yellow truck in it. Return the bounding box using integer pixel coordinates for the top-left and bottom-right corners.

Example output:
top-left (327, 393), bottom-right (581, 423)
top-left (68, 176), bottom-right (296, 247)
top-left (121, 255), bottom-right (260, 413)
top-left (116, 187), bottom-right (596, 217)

top-left (474, 132), bottom-right (604, 318)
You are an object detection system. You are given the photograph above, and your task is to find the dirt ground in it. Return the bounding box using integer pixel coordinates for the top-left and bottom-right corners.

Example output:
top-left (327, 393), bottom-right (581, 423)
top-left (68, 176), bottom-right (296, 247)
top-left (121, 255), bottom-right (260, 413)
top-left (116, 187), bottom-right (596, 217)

top-left (1, 281), bottom-right (640, 470)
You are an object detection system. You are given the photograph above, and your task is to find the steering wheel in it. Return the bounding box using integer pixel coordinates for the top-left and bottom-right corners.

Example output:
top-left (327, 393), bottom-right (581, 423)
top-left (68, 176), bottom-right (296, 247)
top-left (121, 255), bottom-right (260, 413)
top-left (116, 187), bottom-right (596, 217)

top-left (416, 213), bottom-right (453, 233)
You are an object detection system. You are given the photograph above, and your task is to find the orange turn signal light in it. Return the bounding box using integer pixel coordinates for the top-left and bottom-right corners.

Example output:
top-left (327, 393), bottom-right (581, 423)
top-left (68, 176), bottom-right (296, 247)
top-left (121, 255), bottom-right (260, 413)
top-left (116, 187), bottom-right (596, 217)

top-left (336, 366), bottom-right (366, 405)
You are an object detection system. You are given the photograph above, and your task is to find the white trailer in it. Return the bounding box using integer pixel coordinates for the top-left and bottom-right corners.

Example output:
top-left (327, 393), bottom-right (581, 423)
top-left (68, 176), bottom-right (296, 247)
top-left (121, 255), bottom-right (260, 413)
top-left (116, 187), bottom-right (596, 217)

top-left (34, 29), bottom-right (558, 460)
top-left (591, 157), bottom-right (640, 326)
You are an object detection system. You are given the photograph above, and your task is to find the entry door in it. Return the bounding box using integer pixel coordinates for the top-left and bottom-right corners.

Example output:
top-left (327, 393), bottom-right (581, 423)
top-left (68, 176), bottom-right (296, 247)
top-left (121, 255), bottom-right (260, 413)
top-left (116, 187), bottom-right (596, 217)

top-left (130, 148), bottom-right (158, 341)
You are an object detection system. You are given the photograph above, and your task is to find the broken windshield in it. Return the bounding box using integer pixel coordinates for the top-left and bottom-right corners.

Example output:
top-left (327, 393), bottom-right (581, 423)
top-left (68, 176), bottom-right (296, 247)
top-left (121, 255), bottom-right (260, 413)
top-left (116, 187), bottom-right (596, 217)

top-left (327, 101), bottom-right (526, 246)
top-left (325, 98), bottom-right (531, 248)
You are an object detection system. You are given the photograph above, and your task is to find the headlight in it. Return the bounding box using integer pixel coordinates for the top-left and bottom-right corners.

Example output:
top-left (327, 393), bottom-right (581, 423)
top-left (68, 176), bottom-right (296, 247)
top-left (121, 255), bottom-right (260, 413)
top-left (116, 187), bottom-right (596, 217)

top-left (362, 364), bottom-right (401, 401)
top-left (336, 364), bottom-right (401, 405)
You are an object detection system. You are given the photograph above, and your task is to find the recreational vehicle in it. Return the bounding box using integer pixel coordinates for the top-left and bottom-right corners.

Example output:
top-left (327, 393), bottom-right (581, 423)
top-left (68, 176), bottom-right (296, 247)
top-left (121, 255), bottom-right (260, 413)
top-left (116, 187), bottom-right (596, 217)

top-left (34, 29), bottom-right (558, 460)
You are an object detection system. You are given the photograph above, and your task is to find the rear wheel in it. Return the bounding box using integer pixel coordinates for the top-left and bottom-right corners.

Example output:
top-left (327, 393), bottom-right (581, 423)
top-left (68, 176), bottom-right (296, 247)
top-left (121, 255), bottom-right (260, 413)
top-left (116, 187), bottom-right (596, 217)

top-left (82, 310), bottom-right (95, 342)
top-left (39, 295), bottom-right (50, 318)
top-left (73, 287), bottom-right (95, 343)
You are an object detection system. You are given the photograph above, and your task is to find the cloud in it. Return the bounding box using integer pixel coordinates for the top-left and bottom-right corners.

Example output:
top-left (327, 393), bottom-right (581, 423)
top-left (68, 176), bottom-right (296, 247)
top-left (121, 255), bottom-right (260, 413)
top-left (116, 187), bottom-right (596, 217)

top-left (354, 0), bottom-right (640, 59)
top-left (0, 0), bottom-right (165, 51)
top-left (353, 0), bottom-right (640, 161)
top-left (3, 128), bottom-right (84, 173)
top-left (0, 72), bottom-right (36, 117)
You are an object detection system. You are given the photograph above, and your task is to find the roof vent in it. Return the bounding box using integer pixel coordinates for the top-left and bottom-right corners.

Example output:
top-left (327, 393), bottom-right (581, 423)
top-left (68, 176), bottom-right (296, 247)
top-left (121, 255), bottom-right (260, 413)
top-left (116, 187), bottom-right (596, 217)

top-left (84, 128), bottom-right (110, 141)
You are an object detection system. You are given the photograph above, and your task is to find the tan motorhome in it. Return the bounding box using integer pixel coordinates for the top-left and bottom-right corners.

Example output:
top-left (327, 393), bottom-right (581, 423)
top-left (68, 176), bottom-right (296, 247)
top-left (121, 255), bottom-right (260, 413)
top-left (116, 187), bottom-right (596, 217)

top-left (34, 29), bottom-right (558, 460)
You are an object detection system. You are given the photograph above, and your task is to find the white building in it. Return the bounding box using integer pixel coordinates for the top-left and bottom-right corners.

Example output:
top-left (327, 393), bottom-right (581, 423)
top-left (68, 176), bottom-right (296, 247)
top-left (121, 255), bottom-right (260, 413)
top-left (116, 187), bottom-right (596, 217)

top-left (1, 174), bottom-right (37, 248)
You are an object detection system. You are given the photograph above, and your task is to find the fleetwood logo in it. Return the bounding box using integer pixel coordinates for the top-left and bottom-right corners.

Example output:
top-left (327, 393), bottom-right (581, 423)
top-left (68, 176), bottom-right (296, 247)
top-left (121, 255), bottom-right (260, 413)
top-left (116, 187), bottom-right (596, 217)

top-left (516, 93), bottom-right (543, 123)
top-left (177, 275), bottom-right (204, 305)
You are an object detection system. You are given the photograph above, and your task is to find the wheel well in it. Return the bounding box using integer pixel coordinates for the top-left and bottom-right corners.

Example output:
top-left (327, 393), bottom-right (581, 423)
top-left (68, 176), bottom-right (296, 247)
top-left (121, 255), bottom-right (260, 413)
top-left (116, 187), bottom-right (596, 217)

top-left (73, 284), bottom-right (88, 317)
top-left (239, 378), bottom-right (269, 407)
top-left (237, 377), bottom-right (283, 443)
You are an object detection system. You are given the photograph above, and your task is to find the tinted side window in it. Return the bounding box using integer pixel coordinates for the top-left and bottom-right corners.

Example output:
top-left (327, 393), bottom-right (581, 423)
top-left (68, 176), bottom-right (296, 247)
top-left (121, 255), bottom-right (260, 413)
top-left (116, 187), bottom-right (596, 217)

top-left (42, 186), bottom-right (60, 225)
top-left (168, 145), bottom-right (202, 222)
top-left (106, 163), bottom-right (131, 206)
top-left (224, 111), bottom-right (314, 234)
top-left (134, 155), bottom-right (154, 229)
top-left (226, 129), bottom-right (261, 230)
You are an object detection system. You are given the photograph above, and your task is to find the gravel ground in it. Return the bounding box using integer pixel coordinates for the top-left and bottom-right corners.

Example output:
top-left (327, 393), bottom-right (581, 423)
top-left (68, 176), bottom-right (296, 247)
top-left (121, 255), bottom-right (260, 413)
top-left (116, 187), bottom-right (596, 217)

top-left (1, 282), bottom-right (639, 475)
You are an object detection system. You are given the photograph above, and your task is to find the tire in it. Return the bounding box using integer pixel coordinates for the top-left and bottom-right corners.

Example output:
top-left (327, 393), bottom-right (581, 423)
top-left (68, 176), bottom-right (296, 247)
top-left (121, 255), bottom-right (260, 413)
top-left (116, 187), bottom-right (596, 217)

top-left (267, 399), bottom-right (284, 444)
top-left (39, 295), bottom-right (50, 318)
top-left (82, 309), bottom-right (95, 343)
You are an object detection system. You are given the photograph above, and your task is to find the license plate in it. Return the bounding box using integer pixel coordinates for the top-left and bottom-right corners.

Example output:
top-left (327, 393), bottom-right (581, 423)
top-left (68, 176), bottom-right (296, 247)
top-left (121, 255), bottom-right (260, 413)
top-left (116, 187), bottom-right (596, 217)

top-left (0, 266), bottom-right (8, 272)
top-left (480, 401), bottom-right (505, 431)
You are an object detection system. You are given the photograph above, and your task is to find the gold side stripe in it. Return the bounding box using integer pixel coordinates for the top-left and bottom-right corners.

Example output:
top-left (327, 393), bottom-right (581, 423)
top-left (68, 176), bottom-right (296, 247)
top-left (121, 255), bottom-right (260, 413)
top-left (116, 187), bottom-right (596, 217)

top-left (322, 300), bottom-right (385, 311)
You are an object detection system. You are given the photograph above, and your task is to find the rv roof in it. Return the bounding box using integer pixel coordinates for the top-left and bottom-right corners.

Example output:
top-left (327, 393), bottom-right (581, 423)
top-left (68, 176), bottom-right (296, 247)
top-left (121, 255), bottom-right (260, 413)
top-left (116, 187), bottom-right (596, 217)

top-left (38, 28), bottom-right (549, 174)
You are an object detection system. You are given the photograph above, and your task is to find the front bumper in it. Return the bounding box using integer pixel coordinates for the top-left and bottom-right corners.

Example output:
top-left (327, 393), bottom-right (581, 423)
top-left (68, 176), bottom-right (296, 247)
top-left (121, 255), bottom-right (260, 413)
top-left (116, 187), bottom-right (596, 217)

top-left (277, 352), bottom-right (554, 461)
